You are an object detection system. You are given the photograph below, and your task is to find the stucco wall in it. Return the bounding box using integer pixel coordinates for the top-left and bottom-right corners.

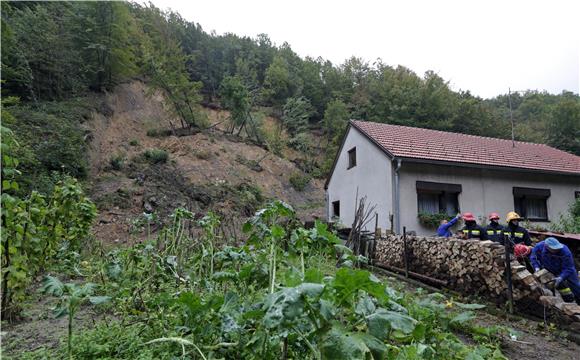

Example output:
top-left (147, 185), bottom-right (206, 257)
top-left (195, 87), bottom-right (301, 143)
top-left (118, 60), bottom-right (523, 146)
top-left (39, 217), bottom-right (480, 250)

top-left (399, 162), bottom-right (580, 235)
top-left (326, 127), bottom-right (393, 230)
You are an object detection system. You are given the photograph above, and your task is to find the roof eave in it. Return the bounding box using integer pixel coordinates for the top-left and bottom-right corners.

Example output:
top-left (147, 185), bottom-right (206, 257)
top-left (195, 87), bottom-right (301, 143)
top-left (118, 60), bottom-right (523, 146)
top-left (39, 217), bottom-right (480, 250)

top-left (399, 156), bottom-right (580, 177)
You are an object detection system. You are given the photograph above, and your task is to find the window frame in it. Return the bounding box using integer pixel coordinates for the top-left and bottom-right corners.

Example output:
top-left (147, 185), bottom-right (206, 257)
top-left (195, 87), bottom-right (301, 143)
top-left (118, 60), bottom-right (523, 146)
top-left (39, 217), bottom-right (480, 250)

top-left (416, 181), bottom-right (461, 216)
top-left (513, 187), bottom-right (550, 222)
top-left (347, 147), bottom-right (357, 169)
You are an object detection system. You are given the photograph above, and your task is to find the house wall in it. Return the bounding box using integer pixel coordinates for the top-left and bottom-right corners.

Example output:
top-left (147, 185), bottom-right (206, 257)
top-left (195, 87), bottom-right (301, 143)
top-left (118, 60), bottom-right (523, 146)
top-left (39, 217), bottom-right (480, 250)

top-left (398, 162), bottom-right (580, 235)
top-left (326, 127), bottom-right (393, 230)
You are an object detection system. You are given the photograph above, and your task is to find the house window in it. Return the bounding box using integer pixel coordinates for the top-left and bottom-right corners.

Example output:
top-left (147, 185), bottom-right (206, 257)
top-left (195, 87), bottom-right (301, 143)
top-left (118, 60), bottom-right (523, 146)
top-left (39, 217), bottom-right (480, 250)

top-left (416, 181), bottom-right (461, 216)
top-left (332, 201), bottom-right (340, 218)
top-left (347, 147), bottom-right (356, 169)
top-left (513, 187), bottom-right (550, 221)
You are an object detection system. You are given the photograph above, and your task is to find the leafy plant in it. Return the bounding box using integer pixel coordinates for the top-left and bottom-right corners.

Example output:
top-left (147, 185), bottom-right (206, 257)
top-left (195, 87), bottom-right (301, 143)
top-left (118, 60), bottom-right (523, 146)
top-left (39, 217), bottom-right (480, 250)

top-left (289, 172), bottom-right (311, 192)
top-left (41, 275), bottom-right (110, 359)
top-left (418, 212), bottom-right (450, 229)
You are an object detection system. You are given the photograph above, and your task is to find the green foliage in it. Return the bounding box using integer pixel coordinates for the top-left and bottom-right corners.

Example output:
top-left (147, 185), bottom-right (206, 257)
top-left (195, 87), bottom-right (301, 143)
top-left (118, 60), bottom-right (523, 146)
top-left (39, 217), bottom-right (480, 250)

top-left (546, 97), bottom-right (580, 155)
top-left (220, 75), bottom-right (252, 133)
top-left (3, 99), bottom-right (93, 193)
top-left (41, 275), bottom-right (110, 359)
top-left (289, 172), bottom-right (311, 192)
top-left (1, 131), bottom-right (96, 320)
top-left (108, 154), bottom-right (125, 170)
top-left (143, 148), bottom-right (169, 164)
top-left (323, 99), bottom-right (350, 143)
top-left (282, 96), bottom-right (314, 136)
top-left (551, 198), bottom-right (580, 233)
top-left (418, 212), bottom-right (451, 229)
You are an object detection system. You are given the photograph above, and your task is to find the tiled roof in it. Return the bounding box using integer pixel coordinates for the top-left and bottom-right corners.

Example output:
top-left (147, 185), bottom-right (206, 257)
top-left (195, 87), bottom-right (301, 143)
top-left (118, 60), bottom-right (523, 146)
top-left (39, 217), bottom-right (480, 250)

top-left (351, 120), bottom-right (580, 175)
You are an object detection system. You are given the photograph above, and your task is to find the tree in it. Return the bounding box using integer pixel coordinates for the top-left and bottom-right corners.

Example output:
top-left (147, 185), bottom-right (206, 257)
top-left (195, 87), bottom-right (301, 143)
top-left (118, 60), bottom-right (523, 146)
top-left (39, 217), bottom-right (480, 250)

top-left (282, 97), bottom-right (314, 136)
top-left (81, 1), bottom-right (139, 91)
top-left (547, 97), bottom-right (580, 155)
top-left (262, 55), bottom-right (292, 108)
top-left (323, 99), bottom-right (350, 143)
top-left (140, 6), bottom-right (205, 129)
top-left (219, 75), bottom-right (252, 133)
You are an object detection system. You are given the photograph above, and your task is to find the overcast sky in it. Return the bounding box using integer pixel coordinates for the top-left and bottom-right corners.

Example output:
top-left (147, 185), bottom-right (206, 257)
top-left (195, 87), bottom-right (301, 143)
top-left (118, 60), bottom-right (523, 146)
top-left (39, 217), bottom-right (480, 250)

top-left (148, 0), bottom-right (579, 98)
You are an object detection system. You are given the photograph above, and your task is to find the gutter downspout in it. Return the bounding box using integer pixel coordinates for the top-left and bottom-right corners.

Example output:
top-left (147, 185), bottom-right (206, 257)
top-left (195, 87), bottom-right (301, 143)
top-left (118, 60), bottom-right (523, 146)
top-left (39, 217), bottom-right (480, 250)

top-left (393, 158), bottom-right (402, 234)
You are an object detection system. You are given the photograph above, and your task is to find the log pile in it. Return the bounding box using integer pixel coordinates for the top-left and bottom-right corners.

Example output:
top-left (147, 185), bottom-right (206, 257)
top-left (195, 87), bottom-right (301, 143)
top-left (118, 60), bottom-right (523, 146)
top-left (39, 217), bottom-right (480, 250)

top-left (374, 234), bottom-right (580, 325)
top-left (374, 235), bottom-right (508, 296)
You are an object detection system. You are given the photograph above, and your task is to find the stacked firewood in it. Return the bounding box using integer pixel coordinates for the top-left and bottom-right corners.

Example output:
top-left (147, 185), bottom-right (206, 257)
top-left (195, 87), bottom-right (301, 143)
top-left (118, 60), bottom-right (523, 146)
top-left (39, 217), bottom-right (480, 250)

top-left (374, 235), bottom-right (508, 296)
top-left (374, 234), bottom-right (580, 324)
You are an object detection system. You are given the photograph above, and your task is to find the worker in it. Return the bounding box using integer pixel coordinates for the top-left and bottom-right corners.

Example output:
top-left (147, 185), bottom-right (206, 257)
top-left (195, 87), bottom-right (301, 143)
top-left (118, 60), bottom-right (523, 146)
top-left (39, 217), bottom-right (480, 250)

top-left (437, 213), bottom-right (462, 238)
top-left (531, 237), bottom-right (580, 304)
top-left (485, 212), bottom-right (504, 244)
top-left (461, 212), bottom-right (486, 240)
top-left (503, 211), bottom-right (531, 246)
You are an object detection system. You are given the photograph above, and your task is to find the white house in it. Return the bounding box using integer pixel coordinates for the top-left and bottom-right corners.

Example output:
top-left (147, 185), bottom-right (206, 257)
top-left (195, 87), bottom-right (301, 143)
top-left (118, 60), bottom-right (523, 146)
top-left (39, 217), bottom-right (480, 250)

top-left (325, 120), bottom-right (580, 235)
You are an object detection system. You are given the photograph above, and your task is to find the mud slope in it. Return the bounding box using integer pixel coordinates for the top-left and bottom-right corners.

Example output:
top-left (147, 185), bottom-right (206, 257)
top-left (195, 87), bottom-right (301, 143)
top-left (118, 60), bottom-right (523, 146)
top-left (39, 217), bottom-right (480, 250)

top-left (86, 81), bottom-right (325, 244)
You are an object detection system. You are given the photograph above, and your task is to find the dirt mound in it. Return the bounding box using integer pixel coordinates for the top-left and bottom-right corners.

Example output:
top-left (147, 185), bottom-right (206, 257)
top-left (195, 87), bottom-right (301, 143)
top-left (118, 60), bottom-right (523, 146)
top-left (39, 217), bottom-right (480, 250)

top-left (86, 81), bottom-right (325, 244)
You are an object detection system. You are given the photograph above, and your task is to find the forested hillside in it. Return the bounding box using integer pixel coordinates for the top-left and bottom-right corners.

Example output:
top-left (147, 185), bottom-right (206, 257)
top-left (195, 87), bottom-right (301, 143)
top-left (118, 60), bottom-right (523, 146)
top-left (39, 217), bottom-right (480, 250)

top-left (2, 1), bottom-right (579, 195)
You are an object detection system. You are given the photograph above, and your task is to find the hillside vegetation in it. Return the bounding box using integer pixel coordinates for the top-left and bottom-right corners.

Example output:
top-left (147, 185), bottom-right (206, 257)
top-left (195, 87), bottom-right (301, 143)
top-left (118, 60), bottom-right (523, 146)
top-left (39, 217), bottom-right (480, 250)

top-left (2, 2), bottom-right (580, 359)
top-left (2, 2), bottom-right (579, 197)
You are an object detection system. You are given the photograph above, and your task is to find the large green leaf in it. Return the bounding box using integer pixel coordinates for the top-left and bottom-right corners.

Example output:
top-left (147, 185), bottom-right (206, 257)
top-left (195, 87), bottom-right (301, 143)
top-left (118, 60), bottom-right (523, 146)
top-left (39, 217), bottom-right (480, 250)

top-left (320, 325), bottom-right (375, 360)
top-left (89, 296), bottom-right (111, 305)
top-left (262, 283), bottom-right (324, 328)
top-left (454, 302), bottom-right (486, 310)
top-left (41, 275), bottom-right (64, 297)
top-left (367, 309), bottom-right (418, 339)
top-left (450, 311), bottom-right (476, 324)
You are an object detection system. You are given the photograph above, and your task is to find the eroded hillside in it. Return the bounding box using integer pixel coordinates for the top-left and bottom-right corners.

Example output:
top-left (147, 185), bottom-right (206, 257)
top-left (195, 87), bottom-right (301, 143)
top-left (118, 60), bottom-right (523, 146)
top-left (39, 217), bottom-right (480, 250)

top-left (86, 81), bottom-right (325, 244)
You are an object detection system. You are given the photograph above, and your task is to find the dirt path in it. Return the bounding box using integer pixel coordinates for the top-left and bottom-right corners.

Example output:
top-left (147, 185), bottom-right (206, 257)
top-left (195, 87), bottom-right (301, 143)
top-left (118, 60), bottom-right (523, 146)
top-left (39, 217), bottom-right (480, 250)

top-left (472, 311), bottom-right (580, 360)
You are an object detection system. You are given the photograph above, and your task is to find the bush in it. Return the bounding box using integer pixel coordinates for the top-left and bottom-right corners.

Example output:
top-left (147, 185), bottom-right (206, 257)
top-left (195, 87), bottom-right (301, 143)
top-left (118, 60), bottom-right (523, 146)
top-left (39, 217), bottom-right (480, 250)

top-left (289, 172), bottom-right (311, 192)
top-left (143, 149), bottom-right (168, 164)
top-left (109, 155), bottom-right (124, 170)
top-left (129, 139), bottom-right (139, 146)
top-left (418, 212), bottom-right (450, 229)
top-left (551, 198), bottom-right (580, 233)
top-left (146, 128), bottom-right (171, 137)
top-left (193, 149), bottom-right (212, 160)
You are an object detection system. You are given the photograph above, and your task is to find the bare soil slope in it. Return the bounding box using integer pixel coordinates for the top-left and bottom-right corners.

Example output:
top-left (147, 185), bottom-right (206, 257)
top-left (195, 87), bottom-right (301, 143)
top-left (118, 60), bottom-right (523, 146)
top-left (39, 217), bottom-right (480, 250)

top-left (86, 81), bottom-right (324, 244)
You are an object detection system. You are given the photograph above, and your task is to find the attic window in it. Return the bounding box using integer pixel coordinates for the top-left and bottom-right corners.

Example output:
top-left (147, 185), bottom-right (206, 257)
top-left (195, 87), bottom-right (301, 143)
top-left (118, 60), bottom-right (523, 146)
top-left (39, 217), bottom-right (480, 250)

top-left (347, 147), bottom-right (356, 169)
top-left (332, 201), bottom-right (340, 218)
top-left (514, 187), bottom-right (550, 221)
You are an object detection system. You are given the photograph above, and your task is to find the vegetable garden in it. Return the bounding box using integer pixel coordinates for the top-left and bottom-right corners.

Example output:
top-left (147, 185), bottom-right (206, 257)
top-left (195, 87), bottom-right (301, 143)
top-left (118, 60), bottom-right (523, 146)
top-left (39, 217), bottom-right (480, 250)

top-left (3, 193), bottom-right (513, 359)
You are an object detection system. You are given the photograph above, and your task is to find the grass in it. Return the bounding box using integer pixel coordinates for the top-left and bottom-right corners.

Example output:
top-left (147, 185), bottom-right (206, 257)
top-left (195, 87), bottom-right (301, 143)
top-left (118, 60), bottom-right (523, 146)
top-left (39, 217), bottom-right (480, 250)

top-left (143, 149), bottom-right (169, 164)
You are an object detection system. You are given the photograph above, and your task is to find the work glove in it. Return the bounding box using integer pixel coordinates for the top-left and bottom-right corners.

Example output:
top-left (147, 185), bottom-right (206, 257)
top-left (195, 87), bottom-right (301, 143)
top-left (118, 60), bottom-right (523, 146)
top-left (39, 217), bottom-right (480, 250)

top-left (554, 277), bottom-right (563, 287)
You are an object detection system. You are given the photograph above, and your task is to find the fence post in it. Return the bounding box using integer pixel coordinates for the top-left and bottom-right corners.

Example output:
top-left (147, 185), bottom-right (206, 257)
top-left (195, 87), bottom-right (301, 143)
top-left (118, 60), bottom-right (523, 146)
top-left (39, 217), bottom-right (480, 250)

top-left (504, 234), bottom-right (514, 314)
top-left (403, 226), bottom-right (409, 278)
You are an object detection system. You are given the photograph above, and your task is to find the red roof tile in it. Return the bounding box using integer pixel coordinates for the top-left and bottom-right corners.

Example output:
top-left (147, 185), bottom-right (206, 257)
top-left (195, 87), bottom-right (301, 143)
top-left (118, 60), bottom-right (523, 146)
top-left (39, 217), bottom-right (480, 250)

top-left (351, 120), bottom-right (580, 175)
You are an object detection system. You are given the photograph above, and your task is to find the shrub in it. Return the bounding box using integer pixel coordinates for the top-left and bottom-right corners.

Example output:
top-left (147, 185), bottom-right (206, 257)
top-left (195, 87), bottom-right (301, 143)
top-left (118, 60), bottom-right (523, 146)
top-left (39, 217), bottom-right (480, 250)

top-left (144, 149), bottom-right (168, 164)
top-left (418, 212), bottom-right (450, 229)
top-left (551, 198), bottom-right (580, 233)
top-left (289, 172), bottom-right (311, 192)
top-left (193, 149), bottom-right (212, 160)
top-left (129, 139), bottom-right (139, 146)
top-left (146, 128), bottom-right (171, 137)
top-left (109, 155), bottom-right (124, 170)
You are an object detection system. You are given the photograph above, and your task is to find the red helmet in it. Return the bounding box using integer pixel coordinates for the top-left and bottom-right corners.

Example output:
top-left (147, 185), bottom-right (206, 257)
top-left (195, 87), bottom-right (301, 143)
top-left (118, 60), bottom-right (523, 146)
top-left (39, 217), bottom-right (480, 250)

top-left (489, 212), bottom-right (500, 220)
top-left (514, 244), bottom-right (531, 258)
top-left (462, 212), bottom-right (475, 221)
